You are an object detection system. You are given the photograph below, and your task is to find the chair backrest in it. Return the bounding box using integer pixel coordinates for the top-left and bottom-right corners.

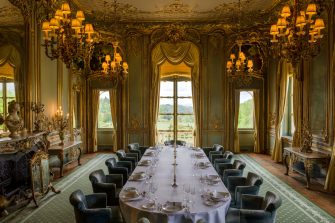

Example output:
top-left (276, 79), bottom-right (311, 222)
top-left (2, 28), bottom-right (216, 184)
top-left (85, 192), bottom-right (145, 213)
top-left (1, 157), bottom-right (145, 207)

top-left (213, 144), bottom-right (224, 152)
top-left (232, 160), bottom-right (246, 170)
top-left (262, 191), bottom-right (282, 213)
top-left (246, 172), bottom-right (263, 187)
top-left (105, 157), bottom-right (117, 168)
top-left (69, 189), bottom-right (88, 209)
top-left (164, 140), bottom-right (186, 146)
top-left (89, 169), bottom-right (106, 184)
top-left (223, 151), bottom-right (234, 159)
top-left (128, 143), bottom-right (140, 151)
top-left (116, 150), bottom-right (126, 159)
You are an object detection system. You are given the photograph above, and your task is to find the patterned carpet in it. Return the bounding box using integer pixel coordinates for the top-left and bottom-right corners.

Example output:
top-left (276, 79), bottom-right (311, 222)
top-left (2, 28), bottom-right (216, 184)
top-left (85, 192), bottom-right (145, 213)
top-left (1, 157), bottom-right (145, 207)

top-left (1, 153), bottom-right (334, 223)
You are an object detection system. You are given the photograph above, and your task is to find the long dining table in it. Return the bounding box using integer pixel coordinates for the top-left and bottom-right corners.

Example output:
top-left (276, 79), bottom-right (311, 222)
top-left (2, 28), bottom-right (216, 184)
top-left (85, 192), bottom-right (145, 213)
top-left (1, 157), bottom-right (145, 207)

top-left (119, 146), bottom-right (231, 223)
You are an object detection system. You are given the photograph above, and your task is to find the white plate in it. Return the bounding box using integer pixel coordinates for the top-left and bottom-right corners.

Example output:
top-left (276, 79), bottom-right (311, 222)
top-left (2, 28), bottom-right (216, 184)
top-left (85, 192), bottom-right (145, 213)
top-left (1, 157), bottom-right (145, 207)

top-left (210, 192), bottom-right (230, 201)
top-left (141, 201), bottom-right (156, 210)
top-left (207, 175), bottom-right (220, 182)
top-left (124, 187), bottom-right (137, 192)
top-left (139, 160), bottom-right (151, 166)
top-left (203, 199), bottom-right (219, 206)
top-left (121, 190), bottom-right (141, 201)
top-left (144, 152), bottom-right (154, 156)
top-left (162, 202), bottom-right (183, 212)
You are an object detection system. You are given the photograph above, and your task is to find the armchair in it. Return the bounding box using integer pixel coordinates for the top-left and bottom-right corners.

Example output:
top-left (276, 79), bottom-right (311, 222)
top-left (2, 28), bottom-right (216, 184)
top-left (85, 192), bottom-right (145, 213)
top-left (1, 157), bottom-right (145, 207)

top-left (216, 160), bottom-right (246, 186)
top-left (69, 189), bottom-right (123, 223)
top-left (164, 140), bottom-right (186, 146)
top-left (105, 157), bottom-right (131, 185)
top-left (208, 145), bottom-right (225, 163)
top-left (227, 172), bottom-right (263, 208)
top-left (89, 169), bottom-right (123, 206)
top-left (128, 143), bottom-right (149, 159)
top-left (226, 191), bottom-right (282, 223)
top-left (211, 150), bottom-right (233, 167)
top-left (116, 150), bottom-right (138, 171)
top-left (202, 144), bottom-right (223, 158)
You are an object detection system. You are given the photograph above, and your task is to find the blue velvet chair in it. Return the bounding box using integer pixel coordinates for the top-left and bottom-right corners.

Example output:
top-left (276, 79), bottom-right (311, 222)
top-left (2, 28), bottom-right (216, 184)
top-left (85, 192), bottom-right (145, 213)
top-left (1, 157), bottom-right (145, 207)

top-left (89, 169), bottom-right (123, 206)
top-left (228, 172), bottom-right (263, 208)
top-left (226, 191), bottom-right (282, 223)
top-left (212, 151), bottom-right (234, 170)
top-left (202, 144), bottom-right (223, 158)
top-left (116, 150), bottom-right (138, 171)
top-left (105, 157), bottom-right (131, 185)
top-left (69, 190), bottom-right (123, 223)
top-left (128, 143), bottom-right (149, 159)
top-left (216, 159), bottom-right (246, 186)
top-left (208, 145), bottom-right (225, 163)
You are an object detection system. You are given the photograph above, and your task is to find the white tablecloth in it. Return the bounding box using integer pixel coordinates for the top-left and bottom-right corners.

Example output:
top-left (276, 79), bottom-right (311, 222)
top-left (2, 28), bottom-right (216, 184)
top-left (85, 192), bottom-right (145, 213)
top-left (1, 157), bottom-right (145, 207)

top-left (119, 146), bottom-right (231, 223)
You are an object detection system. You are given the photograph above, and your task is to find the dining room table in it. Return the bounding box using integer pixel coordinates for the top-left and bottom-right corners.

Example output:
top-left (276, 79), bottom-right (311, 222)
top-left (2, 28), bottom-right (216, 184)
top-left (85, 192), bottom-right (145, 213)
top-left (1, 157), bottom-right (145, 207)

top-left (119, 145), bottom-right (231, 223)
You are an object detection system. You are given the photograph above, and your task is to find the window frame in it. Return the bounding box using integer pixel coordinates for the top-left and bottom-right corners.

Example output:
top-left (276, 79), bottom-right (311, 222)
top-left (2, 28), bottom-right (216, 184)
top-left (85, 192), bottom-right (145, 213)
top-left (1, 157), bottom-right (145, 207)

top-left (97, 90), bottom-right (114, 130)
top-left (238, 90), bottom-right (255, 130)
top-left (158, 77), bottom-right (194, 144)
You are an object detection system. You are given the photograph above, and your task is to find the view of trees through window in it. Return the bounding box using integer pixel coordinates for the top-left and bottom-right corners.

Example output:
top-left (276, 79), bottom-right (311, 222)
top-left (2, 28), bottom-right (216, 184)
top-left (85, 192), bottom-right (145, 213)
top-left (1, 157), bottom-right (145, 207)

top-left (157, 80), bottom-right (194, 145)
top-left (98, 91), bottom-right (113, 128)
top-left (238, 91), bottom-right (254, 129)
top-left (0, 81), bottom-right (16, 131)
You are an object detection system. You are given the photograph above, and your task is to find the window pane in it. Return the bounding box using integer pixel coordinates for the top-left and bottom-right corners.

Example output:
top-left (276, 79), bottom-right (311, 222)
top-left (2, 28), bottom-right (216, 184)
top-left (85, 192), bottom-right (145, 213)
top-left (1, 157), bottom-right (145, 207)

top-left (177, 115), bottom-right (194, 130)
top-left (6, 83), bottom-right (15, 97)
top-left (160, 81), bottom-right (173, 97)
top-left (177, 81), bottom-right (192, 97)
top-left (98, 91), bottom-right (113, 128)
top-left (0, 99), bottom-right (3, 115)
top-left (157, 131), bottom-right (174, 145)
top-left (177, 98), bottom-right (193, 114)
top-left (0, 83), bottom-right (3, 97)
top-left (157, 115), bottom-right (174, 131)
top-left (177, 132), bottom-right (193, 145)
top-left (159, 98), bottom-right (173, 114)
top-left (238, 91), bottom-right (254, 129)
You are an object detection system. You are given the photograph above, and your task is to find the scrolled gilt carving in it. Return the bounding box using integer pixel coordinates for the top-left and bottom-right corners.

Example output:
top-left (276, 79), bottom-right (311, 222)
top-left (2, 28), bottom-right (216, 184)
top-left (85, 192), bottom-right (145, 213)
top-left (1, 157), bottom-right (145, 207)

top-left (130, 115), bottom-right (141, 130)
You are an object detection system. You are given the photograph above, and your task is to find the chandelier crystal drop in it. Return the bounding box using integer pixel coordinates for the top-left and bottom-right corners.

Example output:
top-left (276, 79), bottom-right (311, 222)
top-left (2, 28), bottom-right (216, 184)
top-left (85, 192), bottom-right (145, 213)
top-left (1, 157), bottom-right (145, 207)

top-left (41, 2), bottom-right (96, 68)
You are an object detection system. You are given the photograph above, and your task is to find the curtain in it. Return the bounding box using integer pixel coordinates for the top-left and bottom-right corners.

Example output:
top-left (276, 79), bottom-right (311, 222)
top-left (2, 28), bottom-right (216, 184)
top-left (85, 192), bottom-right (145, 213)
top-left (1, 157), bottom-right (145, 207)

top-left (272, 59), bottom-right (289, 162)
top-left (109, 89), bottom-right (117, 152)
top-left (150, 42), bottom-right (200, 146)
top-left (234, 91), bottom-right (240, 153)
top-left (0, 45), bottom-right (22, 102)
top-left (292, 61), bottom-right (303, 147)
top-left (90, 90), bottom-right (100, 153)
top-left (253, 90), bottom-right (261, 153)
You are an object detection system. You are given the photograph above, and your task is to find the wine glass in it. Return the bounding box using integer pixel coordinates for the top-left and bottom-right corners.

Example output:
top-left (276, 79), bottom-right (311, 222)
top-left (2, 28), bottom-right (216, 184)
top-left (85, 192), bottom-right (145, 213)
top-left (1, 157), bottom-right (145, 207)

top-left (149, 182), bottom-right (158, 203)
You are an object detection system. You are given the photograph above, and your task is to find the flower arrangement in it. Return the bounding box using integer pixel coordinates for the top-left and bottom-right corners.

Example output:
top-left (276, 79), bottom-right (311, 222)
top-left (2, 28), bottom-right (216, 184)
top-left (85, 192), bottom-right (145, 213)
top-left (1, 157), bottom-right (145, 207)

top-left (52, 106), bottom-right (69, 145)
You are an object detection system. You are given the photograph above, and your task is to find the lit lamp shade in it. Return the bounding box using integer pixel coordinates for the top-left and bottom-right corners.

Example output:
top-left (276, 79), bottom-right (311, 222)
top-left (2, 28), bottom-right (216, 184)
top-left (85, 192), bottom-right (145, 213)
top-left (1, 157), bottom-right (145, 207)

top-left (71, 19), bottom-right (81, 30)
top-left (314, 18), bottom-right (325, 30)
top-left (239, 52), bottom-right (246, 61)
top-left (84, 24), bottom-right (94, 34)
top-left (122, 62), bottom-right (129, 70)
top-left (270, 25), bottom-right (279, 35)
top-left (306, 4), bottom-right (317, 16)
top-left (236, 59), bottom-right (241, 67)
top-left (277, 18), bottom-right (287, 29)
top-left (115, 53), bottom-right (122, 63)
top-left (105, 55), bottom-right (111, 62)
top-left (111, 61), bottom-right (116, 70)
top-left (61, 3), bottom-right (71, 15)
top-left (54, 10), bottom-right (64, 20)
top-left (281, 5), bottom-right (291, 18)
top-left (102, 62), bottom-right (108, 70)
top-left (76, 11), bottom-right (85, 21)
top-left (226, 61), bottom-right (232, 69)
top-left (247, 60), bottom-right (253, 68)
top-left (296, 15), bottom-right (306, 27)
top-left (230, 54), bottom-right (236, 61)
top-left (49, 18), bottom-right (60, 29)
top-left (42, 21), bottom-right (51, 32)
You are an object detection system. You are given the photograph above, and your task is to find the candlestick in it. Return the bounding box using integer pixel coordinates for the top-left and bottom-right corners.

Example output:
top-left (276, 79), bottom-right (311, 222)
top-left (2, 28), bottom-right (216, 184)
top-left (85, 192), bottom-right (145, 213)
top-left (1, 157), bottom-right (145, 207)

top-left (171, 142), bottom-right (178, 187)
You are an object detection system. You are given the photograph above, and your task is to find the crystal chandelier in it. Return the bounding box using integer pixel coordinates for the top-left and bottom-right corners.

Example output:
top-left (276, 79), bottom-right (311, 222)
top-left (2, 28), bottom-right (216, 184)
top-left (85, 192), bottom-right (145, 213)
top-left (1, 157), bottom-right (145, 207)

top-left (101, 41), bottom-right (129, 80)
top-left (41, 2), bottom-right (95, 68)
top-left (269, 0), bottom-right (325, 63)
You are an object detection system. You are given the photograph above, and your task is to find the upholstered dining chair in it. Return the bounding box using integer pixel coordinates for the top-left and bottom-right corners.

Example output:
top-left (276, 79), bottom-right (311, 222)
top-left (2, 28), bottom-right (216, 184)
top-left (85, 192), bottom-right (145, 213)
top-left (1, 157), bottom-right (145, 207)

top-left (216, 159), bottom-right (246, 186)
top-left (128, 143), bottom-right (149, 159)
top-left (208, 145), bottom-right (225, 163)
top-left (116, 150), bottom-right (138, 171)
top-left (226, 191), bottom-right (282, 223)
top-left (202, 144), bottom-right (223, 158)
top-left (89, 169), bottom-right (123, 206)
top-left (213, 151), bottom-right (234, 171)
top-left (105, 157), bottom-right (131, 185)
top-left (227, 172), bottom-right (264, 208)
top-left (69, 189), bottom-right (123, 223)
top-left (164, 140), bottom-right (186, 146)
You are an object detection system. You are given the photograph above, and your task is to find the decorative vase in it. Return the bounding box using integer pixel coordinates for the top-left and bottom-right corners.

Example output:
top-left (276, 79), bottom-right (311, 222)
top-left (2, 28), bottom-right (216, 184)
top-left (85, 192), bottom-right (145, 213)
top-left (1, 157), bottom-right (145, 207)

top-left (59, 131), bottom-right (64, 146)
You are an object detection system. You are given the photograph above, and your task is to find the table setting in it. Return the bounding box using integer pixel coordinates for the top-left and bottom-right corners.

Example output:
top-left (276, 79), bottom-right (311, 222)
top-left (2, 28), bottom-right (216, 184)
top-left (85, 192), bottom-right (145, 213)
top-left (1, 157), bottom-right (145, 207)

top-left (119, 145), bottom-right (231, 223)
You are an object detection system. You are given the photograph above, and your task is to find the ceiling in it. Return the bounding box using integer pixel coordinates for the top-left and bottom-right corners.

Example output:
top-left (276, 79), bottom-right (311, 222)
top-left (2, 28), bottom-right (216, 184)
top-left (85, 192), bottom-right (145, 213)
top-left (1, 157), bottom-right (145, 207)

top-left (73, 0), bottom-right (278, 23)
top-left (0, 0), bottom-right (23, 26)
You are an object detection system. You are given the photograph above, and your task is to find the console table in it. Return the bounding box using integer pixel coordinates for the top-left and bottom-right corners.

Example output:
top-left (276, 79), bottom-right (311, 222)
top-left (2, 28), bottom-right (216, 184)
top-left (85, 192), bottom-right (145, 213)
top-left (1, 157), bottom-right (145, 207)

top-left (47, 133), bottom-right (82, 177)
top-left (283, 147), bottom-right (330, 189)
